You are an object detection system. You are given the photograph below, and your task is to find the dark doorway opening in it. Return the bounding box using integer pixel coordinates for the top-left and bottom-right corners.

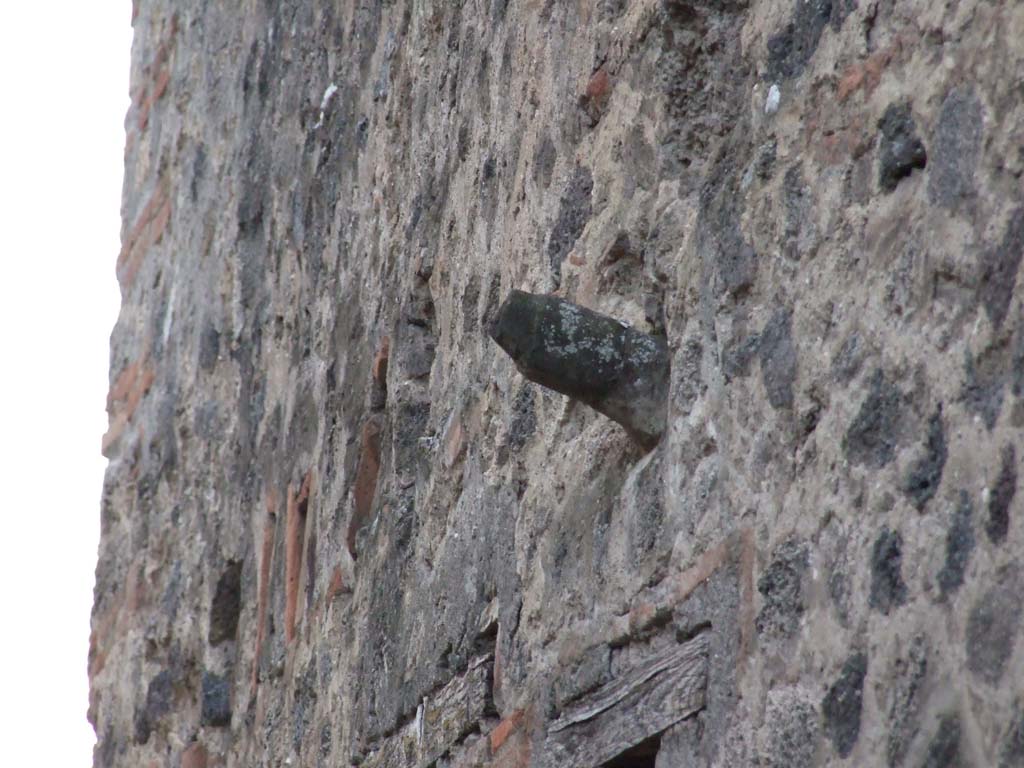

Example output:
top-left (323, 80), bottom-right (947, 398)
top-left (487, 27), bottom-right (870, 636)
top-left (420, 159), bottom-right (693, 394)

top-left (600, 733), bottom-right (662, 768)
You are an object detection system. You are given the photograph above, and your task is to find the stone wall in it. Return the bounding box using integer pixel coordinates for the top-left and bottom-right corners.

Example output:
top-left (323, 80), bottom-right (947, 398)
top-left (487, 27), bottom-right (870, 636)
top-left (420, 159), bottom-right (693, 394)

top-left (91, 1), bottom-right (1024, 766)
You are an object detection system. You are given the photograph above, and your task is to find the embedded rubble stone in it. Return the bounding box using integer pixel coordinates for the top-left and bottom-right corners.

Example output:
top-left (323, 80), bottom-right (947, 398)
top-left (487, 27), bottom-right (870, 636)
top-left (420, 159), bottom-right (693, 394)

top-left (877, 102), bottom-right (927, 192)
top-left (489, 290), bottom-right (670, 449)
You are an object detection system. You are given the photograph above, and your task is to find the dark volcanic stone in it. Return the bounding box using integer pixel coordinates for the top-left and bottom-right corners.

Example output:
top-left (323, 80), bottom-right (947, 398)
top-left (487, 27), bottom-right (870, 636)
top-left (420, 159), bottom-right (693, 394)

top-left (928, 88), bottom-right (983, 209)
top-left (886, 635), bottom-right (929, 767)
top-left (966, 565), bottom-right (1024, 685)
top-left (699, 148), bottom-right (758, 299)
top-left (877, 102), bottom-right (927, 192)
top-left (489, 290), bottom-right (670, 448)
top-left (237, 146), bottom-right (268, 238)
top-left (201, 671), bottom-right (232, 727)
top-left (547, 166), bottom-right (593, 283)
top-left (829, 566), bottom-right (851, 626)
top-left (755, 139), bottom-right (778, 180)
top-left (756, 538), bottom-right (809, 639)
top-left (135, 670), bottom-right (174, 744)
top-left (980, 207), bottom-right (1024, 330)
top-left (869, 528), bottom-right (907, 615)
top-left (759, 310), bottom-right (798, 410)
top-left (723, 333), bottom-right (760, 381)
top-left (199, 322), bottom-right (221, 371)
top-left (903, 406), bottom-right (947, 510)
top-left (831, 332), bottom-right (863, 384)
top-left (987, 444), bottom-right (1018, 545)
top-left (208, 560), bottom-right (243, 646)
top-left (764, 689), bottom-right (818, 768)
top-left (1014, 329), bottom-right (1024, 397)
top-left (100, 725), bottom-right (118, 766)
top-left (830, 0), bottom-right (857, 29)
top-left (822, 652), bottom-right (868, 758)
top-left (533, 132), bottom-right (557, 189)
top-left (922, 714), bottom-right (965, 768)
top-left (1001, 705), bottom-right (1024, 767)
top-left (506, 385), bottom-right (537, 455)
top-left (292, 658), bottom-right (318, 749)
top-left (782, 164), bottom-right (818, 261)
top-left (843, 369), bottom-right (904, 468)
top-left (937, 491), bottom-right (974, 598)
top-left (673, 337), bottom-right (705, 413)
top-left (962, 347), bottom-right (1007, 430)
top-left (767, 0), bottom-right (833, 80)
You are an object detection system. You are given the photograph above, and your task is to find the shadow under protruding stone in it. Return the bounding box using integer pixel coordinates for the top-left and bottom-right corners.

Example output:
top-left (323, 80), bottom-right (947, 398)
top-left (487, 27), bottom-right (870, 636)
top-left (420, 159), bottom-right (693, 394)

top-left (489, 290), bottom-right (670, 449)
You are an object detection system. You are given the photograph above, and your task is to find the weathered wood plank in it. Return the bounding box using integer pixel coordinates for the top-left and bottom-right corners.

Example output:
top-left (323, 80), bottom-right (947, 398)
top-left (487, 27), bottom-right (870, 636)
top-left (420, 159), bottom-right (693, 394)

top-left (361, 654), bottom-right (494, 768)
top-left (539, 633), bottom-right (708, 768)
top-left (420, 654), bottom-right (494, 765)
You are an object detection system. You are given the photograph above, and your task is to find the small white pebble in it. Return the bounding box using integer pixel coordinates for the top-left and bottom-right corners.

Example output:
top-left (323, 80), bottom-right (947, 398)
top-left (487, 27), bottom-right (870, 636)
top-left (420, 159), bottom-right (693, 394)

top-left (319, 82), bottom-right (339, 111)
top-left (312, 82), bottom-right (339, 129)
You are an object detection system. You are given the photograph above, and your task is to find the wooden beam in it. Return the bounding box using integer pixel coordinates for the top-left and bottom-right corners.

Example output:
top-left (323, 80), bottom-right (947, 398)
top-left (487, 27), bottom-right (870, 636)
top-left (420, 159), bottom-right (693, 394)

top-left (539, 632), bottom-right (708, 768)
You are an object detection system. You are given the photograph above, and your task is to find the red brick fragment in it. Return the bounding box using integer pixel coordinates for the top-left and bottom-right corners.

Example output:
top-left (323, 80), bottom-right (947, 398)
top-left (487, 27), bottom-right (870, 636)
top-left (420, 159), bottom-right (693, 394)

top-left (580, 67), bottom-right (613, 124)
top-left (489, 710), bottom-right (525, 752)
top-left (181, 743), bottom-right (208, 768)
top-left (628, 602), bottom-right (658, 635)
top-left (836, 68), bottom-right (864, 103)
top-left (252, 496), bottom-right (277, 688)
top-left (137, 97), bottom-right (152, 132)
top-left (586, 68), bottom-right (611, 102)
top-left (327, 565), bottom-right (350, 602)
top-left (445, 417), bottom-right (465, 468)
top-left (117, 184), bottom-right (172, 290)
top-left (489, 709), bottom-right (532, 768)
top-left (102, 356), bottom-right (156, 455)
top-left (133, 15), bottom-right (178, 130)
top-left (347, 417), bottom-right (383, 558)
top-left (836, 38), bottom-right (902, 102)
top-left (152, 66), bottom-right (171, 102)
top-left (284, 472), bottom-right (313, 643)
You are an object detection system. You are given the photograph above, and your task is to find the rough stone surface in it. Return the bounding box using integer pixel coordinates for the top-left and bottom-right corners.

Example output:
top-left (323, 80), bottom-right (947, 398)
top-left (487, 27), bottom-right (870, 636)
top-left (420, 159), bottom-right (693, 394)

top-left (761, 686), bottom-right (819, 768)
top-left (755, 537), bottom-right (808, 640)
top-left (885, 635), bottom-right (929, 767)
top-left (922, 713), bottom-right (966, 767)
top-left (937, 491), bottom-right (975, 599)
top-left (966, 566), bottom-right (1024, 686)
top-left (877, 102), bottom-right (928, 193)
top-left (199, 672), bottom-right (231, 728)
top-left (134, 670), bottom-right (174, 745)
top-left (1002, 705), bottom-right (1024, 768)
top-left (980, 208), bottom-right (1024, 330)
top-left (489, 290), bottom-right (670, 448)
top-left (822, 652), bottom-right (868, 759)
top-left (843, 369), bottom-right (906, 469)
top-left (870, 528), bottom-right (908, 615)
top-left (548, 167), bottom-right (595, 286)
top-left (208, 560), bottom-right (243, 646)
top-left (987, 444), bottom-right (1018, 545)
top-left (758, 309), bottom-right (798, 410)
top-left (92, 1), bottom-right (1024, 766)
top-left (902, 406), bottom-right (947, 511)
top-left (928, 88), bottom-right (984, 210)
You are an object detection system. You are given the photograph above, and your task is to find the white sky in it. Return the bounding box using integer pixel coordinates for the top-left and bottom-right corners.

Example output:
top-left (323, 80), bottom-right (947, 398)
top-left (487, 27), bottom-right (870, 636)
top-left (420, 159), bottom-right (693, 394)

top-left (0, 5), bottom-right (131, 764)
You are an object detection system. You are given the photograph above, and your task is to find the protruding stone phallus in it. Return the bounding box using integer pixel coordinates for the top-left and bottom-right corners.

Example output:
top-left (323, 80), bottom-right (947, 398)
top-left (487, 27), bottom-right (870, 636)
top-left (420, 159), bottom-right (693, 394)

top-left (489, 290), bottom-right (670, 449)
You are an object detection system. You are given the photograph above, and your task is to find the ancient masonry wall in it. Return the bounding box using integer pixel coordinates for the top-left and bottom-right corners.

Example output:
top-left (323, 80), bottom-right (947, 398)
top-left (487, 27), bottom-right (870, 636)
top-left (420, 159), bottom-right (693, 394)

top-left (91, 1), bottom-right (1024, 766)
